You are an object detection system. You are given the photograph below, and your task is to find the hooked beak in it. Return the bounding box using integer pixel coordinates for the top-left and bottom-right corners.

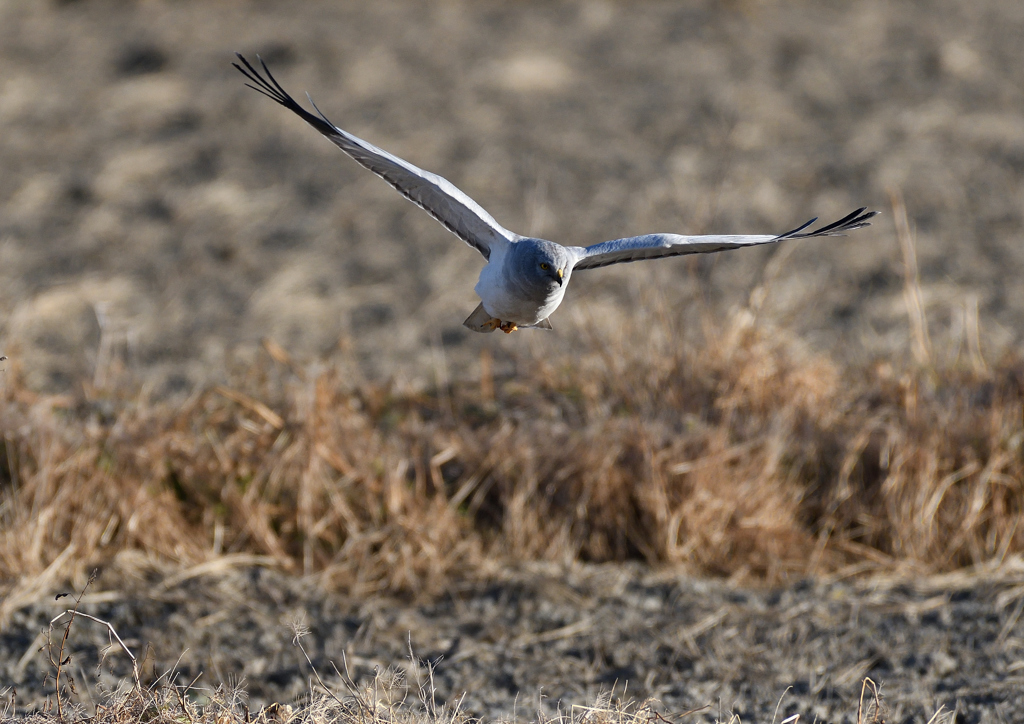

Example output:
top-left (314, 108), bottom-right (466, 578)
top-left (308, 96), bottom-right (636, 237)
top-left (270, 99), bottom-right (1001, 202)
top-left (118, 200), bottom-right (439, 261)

top-left (556, 268), bottom-right (564, 286)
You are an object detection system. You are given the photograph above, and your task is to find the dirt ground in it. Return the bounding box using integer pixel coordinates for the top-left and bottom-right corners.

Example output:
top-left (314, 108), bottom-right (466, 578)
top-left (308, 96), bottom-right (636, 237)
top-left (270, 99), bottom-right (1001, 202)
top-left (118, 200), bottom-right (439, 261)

top-left (2, 0), bottom-right (1023, 392)
top-left (3, 561), bottom-right (1024, 723)
top-left (3, 0), bottom-right (1024, 721)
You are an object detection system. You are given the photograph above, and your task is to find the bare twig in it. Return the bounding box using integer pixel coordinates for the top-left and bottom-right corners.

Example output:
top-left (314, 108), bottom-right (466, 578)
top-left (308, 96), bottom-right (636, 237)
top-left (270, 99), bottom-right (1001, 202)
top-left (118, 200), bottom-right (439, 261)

top-left (674, 704), bottom-right (712, 720)
top-left (857, 677), bottom-right (884, 724)
top-left (50, 608), bottom-right (141, 691)
top-left (772, 686), bottom-right (793, 724)
top-left (46, 571), bottom-right (97, 721)
top-left (291, 624), bottom-right (347, 710)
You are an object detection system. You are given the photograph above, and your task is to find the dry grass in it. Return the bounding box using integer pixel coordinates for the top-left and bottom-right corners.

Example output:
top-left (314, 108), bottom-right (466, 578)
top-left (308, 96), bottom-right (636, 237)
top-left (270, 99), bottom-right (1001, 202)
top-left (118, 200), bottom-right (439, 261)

top-left (1, 268), bottom-right (1022, 605)
top-left (0, 662), bottom-right (908, 724)
top-left (1, 673), bottom-right (918, 724)
top-left (0, 675), bottom-right (660, 724)
top-left (1, 603), bottom-right (935, 724)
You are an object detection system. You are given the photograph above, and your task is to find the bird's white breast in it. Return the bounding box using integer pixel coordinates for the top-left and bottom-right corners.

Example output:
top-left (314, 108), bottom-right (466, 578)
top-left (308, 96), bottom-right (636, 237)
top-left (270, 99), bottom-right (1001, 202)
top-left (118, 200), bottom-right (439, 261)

top-left (474, 244), bottom-right (566, 325)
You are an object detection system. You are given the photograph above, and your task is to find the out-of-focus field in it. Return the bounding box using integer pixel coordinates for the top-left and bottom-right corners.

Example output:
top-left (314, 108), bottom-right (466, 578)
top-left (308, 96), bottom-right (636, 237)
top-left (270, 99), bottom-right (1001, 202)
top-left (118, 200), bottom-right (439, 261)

top-left (1, 0), bottom-right (1024, 720)
top-left (2, 0), bottom-right (1023, 390)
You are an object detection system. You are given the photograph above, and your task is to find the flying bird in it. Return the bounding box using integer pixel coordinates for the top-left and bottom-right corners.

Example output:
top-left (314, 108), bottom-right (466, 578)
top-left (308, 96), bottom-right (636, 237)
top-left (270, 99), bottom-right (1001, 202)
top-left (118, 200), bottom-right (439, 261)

top-left (234, 54), bottom-right (876, 334)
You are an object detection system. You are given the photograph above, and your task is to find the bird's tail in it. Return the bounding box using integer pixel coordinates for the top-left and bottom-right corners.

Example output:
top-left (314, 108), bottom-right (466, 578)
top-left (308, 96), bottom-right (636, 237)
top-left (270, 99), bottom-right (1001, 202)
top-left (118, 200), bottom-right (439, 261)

top-left (463, 303), bottom-right (499, 333)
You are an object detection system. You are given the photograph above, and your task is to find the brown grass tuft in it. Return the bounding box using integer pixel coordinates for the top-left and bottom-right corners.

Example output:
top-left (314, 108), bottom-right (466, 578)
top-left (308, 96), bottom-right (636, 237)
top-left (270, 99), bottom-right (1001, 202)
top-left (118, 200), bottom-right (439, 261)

top-left (2, 286), bottom-right (1022, 607)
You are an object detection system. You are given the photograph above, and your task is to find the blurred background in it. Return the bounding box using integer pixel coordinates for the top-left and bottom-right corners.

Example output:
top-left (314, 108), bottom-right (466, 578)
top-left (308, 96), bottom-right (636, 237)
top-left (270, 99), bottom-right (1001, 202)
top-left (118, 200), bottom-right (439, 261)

top-left (3, 3), bottom-right (1024, 719)
top-left (0, 0), bottom-right (1022, 393)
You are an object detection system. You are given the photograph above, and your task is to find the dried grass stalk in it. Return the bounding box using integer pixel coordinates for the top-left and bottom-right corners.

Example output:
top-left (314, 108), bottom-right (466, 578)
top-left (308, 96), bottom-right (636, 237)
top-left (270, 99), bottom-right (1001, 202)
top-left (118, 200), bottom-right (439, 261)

top-left (1, 298), bottom-right (1022, 606)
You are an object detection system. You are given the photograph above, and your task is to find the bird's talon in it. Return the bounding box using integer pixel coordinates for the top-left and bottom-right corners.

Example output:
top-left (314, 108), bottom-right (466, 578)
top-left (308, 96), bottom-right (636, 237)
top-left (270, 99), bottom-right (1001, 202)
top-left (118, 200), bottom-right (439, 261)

top-left (500, 321), bottom-right (518, 333)
top-left (482, 318), bottom-right (502, 331)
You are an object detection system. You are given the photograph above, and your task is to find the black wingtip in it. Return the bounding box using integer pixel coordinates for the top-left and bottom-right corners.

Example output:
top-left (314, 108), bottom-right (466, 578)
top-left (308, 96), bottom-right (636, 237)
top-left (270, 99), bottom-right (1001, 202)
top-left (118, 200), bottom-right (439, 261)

top-left (775, 207), bottom-right (878, 240)
top-left (233, 52), bottom-right (295, 108)
top-left (306, 93), bottom-right (336, 127)
top-left (233, 51), bottom-right (341, 140)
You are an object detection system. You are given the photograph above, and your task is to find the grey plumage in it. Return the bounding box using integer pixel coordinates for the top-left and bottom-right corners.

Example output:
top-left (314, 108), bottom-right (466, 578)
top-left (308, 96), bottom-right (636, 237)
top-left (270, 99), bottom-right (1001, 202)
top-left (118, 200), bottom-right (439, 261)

top-left (234, 54), bottom-right (878, 334)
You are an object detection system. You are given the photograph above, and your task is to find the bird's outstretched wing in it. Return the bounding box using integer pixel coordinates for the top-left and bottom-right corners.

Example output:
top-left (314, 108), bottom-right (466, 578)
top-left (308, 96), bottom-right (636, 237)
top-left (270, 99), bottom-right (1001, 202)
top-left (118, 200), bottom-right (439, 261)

top-left (234, 53), bottom-right (518, 260)
top-left (572, 208), bottom-right (877, 271)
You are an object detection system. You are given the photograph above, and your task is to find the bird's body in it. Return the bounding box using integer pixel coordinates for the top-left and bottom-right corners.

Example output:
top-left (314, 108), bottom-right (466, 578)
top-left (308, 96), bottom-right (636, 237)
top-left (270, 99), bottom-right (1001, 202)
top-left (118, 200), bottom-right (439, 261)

top-left (472, 238), bottom-right (575, 330)
top-left (234, 54), bottom-right (877, 333)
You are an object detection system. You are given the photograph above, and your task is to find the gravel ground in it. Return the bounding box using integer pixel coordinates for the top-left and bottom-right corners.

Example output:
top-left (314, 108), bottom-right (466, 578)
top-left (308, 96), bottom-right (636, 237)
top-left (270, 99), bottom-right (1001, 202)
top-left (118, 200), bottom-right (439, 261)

top-left (3, 561), bottom-right (1024, 723)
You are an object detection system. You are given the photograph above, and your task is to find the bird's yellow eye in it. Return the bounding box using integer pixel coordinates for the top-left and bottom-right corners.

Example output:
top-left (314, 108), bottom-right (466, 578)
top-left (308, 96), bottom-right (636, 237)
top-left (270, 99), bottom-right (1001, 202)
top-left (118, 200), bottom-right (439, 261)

top-left (540, 263), bottom-right (550, 270)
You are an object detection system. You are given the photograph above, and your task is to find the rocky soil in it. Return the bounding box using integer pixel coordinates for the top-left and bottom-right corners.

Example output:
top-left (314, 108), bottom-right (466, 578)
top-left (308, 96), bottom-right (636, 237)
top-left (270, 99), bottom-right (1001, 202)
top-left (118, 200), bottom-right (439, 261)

top-left (3, 561), bottom-right (1024, 723)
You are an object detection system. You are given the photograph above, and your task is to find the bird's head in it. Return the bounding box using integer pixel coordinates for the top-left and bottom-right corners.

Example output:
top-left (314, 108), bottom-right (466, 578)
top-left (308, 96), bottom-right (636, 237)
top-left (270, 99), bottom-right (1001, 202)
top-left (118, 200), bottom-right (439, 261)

top-left (508, 239), bottom-right (573, 295)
